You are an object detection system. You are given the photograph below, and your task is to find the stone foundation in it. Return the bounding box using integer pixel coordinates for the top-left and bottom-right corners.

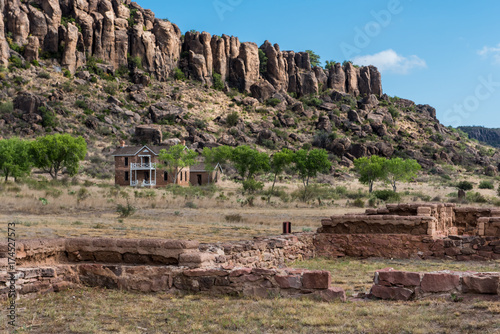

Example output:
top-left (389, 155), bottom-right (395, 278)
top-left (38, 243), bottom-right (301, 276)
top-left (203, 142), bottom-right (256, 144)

top-left (0, 235), bottom-right (343, 302)
top-left (370, 268), bottom-right (500, 301)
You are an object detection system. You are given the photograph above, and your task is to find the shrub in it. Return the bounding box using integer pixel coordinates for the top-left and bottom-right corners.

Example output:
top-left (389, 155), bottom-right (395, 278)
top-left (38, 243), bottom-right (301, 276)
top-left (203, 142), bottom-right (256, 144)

top-left (466, 191), bottom-right (487, 203)
top-left (388, 106), bottom-right (399, 119)
top-left (184, 201), bottom-right (197, 209)
top-left (116, 202), bottom-right (136, 217)
top-left (38, 71), bottom-right (51, 79)
top-left (266, 98), bottom-right (281, 107)
top-left (212, 72), bottom-right (224, 91)
top-left (104, 82), bottom-right (119, 95)
top-left (173, 68), bottom-right (185, 81)
top-left (39, 106), bottom-right (58, 128)
top-left (352, 198), bottom-right (365, 208)
top-left (77, 187), bottom-right (90, 203)
top-left (0, 101), bottom-right (13, 114)
top-left (373, 190), bottom-right (401, 202)
top-left (479, 181), bottom-right (494, 189)
top-left (225, 214), bottom-right (243, 223)
top-left (456, 181), bottom-right (473, 191)
top-left (242, 179), bottom-right (264, 193)
top-left (63, 68), bottom-right (72, 78)
top-left (258, 49), bottom-right (268, 74)
top-left (226, 111), bottom-right (239, 127)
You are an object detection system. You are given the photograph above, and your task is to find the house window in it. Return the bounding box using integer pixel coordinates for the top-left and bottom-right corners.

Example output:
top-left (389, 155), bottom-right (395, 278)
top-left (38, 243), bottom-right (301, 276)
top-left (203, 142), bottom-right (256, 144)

top-left (124, 157), bottom-right (128, 166)
top-left (164, 171), bottom-right (168, 181)
top-left (124, 171), bottom-right (129, 181)
top-left (185, 171), bottom-right (187, 181)
top-left (180, 172), bottom-right (183, 181)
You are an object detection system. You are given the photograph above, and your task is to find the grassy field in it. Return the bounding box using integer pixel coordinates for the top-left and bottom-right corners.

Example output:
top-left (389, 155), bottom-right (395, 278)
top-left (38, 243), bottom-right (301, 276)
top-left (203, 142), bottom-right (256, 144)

top-left (2, 175), bottom-right (500, 333)
top-left (2, 257), bottom-right (500, 333)
top-left (1, 173), bottom-right (499, 242)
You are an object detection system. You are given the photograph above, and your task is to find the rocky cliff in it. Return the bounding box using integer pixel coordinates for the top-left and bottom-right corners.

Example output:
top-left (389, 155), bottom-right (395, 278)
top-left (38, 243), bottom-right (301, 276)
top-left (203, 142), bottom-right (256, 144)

top-left (0, 0), bottom-right (382, 99)
top-left (458, 126), bottom-right (500, 148)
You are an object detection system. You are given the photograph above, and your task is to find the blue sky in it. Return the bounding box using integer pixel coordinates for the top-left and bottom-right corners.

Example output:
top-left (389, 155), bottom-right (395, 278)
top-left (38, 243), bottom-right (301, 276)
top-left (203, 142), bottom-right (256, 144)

top-left (138, 0), bottom-right (500, 128)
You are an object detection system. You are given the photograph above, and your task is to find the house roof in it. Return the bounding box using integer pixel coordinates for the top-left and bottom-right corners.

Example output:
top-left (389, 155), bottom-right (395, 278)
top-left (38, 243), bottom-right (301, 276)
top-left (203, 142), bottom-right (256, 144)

top-left (112, 145), bottom-right (170, 156)
top-left (190, 162), bottom-right (223, 173)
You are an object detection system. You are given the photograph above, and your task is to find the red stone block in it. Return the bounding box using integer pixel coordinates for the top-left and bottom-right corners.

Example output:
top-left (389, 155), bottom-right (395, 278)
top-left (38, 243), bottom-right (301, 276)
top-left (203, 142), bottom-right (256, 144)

top-left (371, 285), bottom-right (413, 301)
top-left (229, 268), bottom-right (252, 277)
top-left (275, 275), bottom-right (302, 289)
top-left (421, 273), bottom-right (460, 292)
top-left (252, 268), bottom-right (276, 276)
top-left (302, 271), bottom-right (331, 289)
top-left (183, 268), bottom-right (229, 277)
top-left (463, 275), bottom-right (500, 294)
top-left (378, 270), bottom-right (421, 287)
top-left (315, 287), bottom-right (346, 302)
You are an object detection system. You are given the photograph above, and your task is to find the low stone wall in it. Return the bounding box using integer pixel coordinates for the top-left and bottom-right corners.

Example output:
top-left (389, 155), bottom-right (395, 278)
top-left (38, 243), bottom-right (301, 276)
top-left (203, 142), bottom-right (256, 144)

top-left (454, 207), bottom-right (500, 235)
top-left (1, 238), bottom-right (214, 268)
top-left (477, 218), bottom-right (500, 237)
top-left (319, 215), bottom-right (436, 235)
top-left (0, 263), bottom-right (345, 302)
top-left (314, 234), bottom-right (500, 261)
top-left (370, 268), bottom-right (500, 301)
top-left (0, 235), bottom-right (344, 302)
top-left (201, 234), bottom-right (316, 268)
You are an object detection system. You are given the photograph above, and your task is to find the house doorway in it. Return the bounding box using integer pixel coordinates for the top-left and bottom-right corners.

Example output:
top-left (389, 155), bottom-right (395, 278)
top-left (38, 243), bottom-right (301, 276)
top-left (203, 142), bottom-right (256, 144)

top-left (197, 174), bottom-right (202, 186)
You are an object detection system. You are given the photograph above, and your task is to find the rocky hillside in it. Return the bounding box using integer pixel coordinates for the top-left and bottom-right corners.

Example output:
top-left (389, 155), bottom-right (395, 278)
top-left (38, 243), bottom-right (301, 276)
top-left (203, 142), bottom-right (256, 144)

top-left (0, 0), bottom-right (499, 178)
top-left (458, 126), bottom-right (500, 148)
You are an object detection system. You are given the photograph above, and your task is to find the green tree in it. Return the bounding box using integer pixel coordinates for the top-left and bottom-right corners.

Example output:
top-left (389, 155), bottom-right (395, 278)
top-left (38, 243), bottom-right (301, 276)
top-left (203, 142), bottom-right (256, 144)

top-left (293, 149), bottom-right (331, 201)
top-left (159, 144), bottom-right (198, 184)
top-left (258, 49), bottom-right (268, 74)
top-left (30, 134), bottom-right (87, 179)
top-left (270, 148), bottom-right (295, 193)
top-left (202, 145), bottom-right (233, 172)
top-left (0, 138), bottom-right (32, 182)
top-left (384, 158), bottom-right (421, 192)
top-left (353, 155), bottom-right (387, 193)
top-left (325, 60), bottom-right (337, 70)
top-left (306, 50), bottom-right (321, 68)
top-left (229, 145), bottom-right (270, 182)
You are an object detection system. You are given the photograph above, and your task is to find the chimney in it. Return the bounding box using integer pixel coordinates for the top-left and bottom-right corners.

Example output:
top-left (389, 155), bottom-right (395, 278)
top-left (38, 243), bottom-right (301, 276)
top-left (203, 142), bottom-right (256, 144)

top-left (120, 140), bottom-right (126, 148)
top-left (181, 140), bottom-right (186, 146)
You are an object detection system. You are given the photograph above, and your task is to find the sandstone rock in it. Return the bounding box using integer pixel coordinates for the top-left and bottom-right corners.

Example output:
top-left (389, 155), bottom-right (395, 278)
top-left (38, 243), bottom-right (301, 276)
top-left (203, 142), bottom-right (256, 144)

top-left (14, 92), bottom-right (45, 114)
top-left (0, 10), bottom-right (9, 67)
top-left (260, 41), bottom-right (288, 91)
top-left (61, 23), bottom-right (79, 74)
top-left (257, 129), bottom-right (278, 145)
top-left (6, 1), bottom-right (30, 46)
top-left (420, 273), bottom-right (460, 293)
top-left (328, 63), bottom-right (346, 92)
top-left (314, 287), bottom-right (346, 302)
top-left (250, 80), bottom-right (276, 102)
top-left (135, 125), bottom-right (162, 144)
top-left (329, 137), bottom-right (351, 157)
top-left (348, 110), bottom-right (361, 123)
top-left (302, 271), bottom-right (330, 289)
top-left (377, 270), bottom-right (421, 287)
top-left (371, 285), bottom-right (413, 301)
top-left (149, 104), bottom-right (183, 123)
top-left (316, 116), bottom-right (332, 132)
top-left (416, 104), bottom-right (436, 119)
top-left (344, 62), bottom-right (359, 96)
top-left (24, 36), bottom-right (39, 63)
top-left (462, 275), bottom-right (500, 294)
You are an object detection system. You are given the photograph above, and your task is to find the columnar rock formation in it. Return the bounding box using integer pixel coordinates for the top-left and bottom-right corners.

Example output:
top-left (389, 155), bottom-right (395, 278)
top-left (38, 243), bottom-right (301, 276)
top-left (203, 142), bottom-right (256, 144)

top-left (0, 0), bottom-right (382, 98)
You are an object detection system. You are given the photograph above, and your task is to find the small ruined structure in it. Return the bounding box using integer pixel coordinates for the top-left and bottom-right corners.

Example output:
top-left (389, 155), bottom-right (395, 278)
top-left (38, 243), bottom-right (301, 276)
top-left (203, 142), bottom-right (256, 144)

top-left (112, 142), bottom-right (190, 188)
top-left (189, 163), bottom-right (223, 186)
top-left (320, 203), bottom-right (500, 237)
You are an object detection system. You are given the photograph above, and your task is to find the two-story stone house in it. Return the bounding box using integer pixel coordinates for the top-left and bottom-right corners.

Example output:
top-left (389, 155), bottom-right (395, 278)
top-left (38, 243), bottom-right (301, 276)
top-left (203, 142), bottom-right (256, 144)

top-left (112, 144), bottom-right (191, 187)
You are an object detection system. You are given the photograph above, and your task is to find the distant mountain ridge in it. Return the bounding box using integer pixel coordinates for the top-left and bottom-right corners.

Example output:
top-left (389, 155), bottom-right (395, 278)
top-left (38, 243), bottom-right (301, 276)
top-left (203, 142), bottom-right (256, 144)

top-left (458, 126), bottom-right (500, 148)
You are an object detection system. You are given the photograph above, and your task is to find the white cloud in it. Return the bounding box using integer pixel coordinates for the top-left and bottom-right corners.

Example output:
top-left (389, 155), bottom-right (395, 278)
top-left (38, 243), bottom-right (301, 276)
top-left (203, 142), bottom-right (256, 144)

top-left (478, 44), bottom-right (500, 64)
top-left (352, 49), bottom-right (427, 74)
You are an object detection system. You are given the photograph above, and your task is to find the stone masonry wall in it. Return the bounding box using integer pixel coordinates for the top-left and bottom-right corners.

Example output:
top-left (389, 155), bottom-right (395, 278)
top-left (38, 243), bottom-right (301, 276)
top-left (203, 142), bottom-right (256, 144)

top-left (314, 234), bottom-right (500, 261)
top-left (370, 268), bottom-right (500, 301)
top-left (0, 235), bottom-right (344, 302)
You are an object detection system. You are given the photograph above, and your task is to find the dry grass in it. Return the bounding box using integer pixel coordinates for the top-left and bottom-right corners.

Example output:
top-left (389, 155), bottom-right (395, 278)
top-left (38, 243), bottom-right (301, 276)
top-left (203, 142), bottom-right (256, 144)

top-left (1, 175), bottom-right (499, 242)
top-left (2, 277), bottom-right (500, 333)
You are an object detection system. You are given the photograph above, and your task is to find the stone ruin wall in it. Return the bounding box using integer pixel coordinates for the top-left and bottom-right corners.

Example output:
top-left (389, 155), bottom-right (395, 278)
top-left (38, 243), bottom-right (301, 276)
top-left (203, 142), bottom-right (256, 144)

top-left (1, 235), bottom-right (347, 302)
top-left (370, 268), bottom-right (500, 301)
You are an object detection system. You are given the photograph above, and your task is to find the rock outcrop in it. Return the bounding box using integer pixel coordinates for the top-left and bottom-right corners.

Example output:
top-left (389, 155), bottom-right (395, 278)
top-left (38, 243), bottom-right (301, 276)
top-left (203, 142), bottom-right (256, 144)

top-left (0, 0), bottom-right (383, 97)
